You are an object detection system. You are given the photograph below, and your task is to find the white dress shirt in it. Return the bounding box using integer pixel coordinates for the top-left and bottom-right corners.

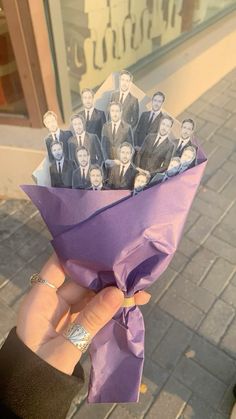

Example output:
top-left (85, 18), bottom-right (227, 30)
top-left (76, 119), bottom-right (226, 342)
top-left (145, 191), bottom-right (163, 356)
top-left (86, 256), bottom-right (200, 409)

top-left (76, 131), bottom-right (86, 146)
top-left (52, 129), bottom-right (61, 141)
top-left (111, 120), bottom-right (121, 133)
top-left (85, 107), bottom-right (94, 121)
top-left (119, 90), bottom-right (129, 103)
top-left (119, 162), bottom-right (131, 176)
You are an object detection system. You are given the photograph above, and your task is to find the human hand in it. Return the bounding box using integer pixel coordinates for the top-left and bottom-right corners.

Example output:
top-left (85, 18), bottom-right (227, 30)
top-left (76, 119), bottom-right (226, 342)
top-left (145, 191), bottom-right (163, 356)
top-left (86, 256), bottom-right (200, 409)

top-left (17, 254), bottom-right (150, 375)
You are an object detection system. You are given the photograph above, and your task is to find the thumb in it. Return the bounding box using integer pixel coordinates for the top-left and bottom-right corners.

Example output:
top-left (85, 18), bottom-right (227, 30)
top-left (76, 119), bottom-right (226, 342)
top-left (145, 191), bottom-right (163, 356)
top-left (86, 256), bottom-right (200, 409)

top-left (76, 287), bottom-right (124, 337)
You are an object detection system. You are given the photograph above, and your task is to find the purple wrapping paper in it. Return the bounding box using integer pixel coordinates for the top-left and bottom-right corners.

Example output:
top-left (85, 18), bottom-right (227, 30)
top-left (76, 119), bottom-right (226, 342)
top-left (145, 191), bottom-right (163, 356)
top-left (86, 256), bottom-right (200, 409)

top-left (21, 154), bottom-right (207, 403)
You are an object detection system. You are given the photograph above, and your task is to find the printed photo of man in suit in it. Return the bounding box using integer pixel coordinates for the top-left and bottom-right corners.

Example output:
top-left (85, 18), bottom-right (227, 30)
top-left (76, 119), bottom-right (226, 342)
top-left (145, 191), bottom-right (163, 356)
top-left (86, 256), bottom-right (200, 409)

top-left (72, 146), bottom-right (91, 189)
top-left (43, 111), bottom-right (72, 162)
top-left (68, 114), bottom-right (103, 166)
top-left (79, 88), bottom-right (106, 141)
top-left (88, 165), bottom-right (106, 190)
top-left (137, 114), bottom-right (175, 174)
top-left (110, 70), bottom-right (139, 129)
top-left (179, 146), bottom-right (197, 173)
top-left (133, 172), bottom-right (150, 195)
top-left (101, 102), bottom-right (133, 165)
top-left (134, 91), bottom-right (165, 149)
top-left (173, 118), bottom-right (197, 159)
top-left (108, 142), bottom-right (137, 189)
top-left (49, 141), bottom-right (74, 188)
top-left (151, 157), bottom-right (181, 184)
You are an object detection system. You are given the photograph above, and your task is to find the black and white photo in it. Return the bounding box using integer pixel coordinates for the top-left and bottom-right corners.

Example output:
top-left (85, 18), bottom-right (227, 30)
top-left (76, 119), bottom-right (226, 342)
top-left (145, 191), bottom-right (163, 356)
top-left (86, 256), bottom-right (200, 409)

top-left (43, 111), bottom-right (72, 162)
top-left (72, 146), bottom-right (91, 189)
top-left (68, 114), bottom-right (103, 166)
top-left (108, 142), bottom-right (137, 189)
top-left (49, 141), bottom-right (74, 188)
top-left (79, 88), bottom-right (106, 141)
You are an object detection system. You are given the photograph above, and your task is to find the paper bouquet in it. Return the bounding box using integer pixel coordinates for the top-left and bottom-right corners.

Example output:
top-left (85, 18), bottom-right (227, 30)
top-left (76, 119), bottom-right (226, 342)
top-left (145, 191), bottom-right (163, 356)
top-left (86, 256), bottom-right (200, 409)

top-left (22, 71), bottom-right (207, 403)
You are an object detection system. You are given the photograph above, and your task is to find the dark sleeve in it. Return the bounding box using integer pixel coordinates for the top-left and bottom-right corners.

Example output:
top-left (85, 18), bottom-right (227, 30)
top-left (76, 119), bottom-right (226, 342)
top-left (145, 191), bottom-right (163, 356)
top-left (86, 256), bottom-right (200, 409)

top-left (101, 127), bottom-right (109, 161)
top-left (45, 137), bottom-right (54, 162)
top-left (0, 328), bottom-right (84, 419)
top-left (49, 165), bottom-right (55, 187)
top-left (93, 134), bottom-right (104, 165)
top-left (162, 143), bottom-right (175, 171)
top-left (134, 114), bottom-right (143, 146)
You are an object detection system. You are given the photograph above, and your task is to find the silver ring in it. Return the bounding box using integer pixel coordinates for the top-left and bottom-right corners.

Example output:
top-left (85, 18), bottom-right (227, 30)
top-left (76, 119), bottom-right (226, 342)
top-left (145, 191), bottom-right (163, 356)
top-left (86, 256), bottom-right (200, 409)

top-left (63, 323), bottom-right (91, 353)
top-left (30, 273), bottom-right (58, 290)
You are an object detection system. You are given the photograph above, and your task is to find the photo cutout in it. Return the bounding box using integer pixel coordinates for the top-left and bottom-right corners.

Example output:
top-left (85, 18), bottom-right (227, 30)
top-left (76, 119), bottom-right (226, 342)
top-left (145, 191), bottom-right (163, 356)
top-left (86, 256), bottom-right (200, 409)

top-left (32, 72), bottom-right (199, 193)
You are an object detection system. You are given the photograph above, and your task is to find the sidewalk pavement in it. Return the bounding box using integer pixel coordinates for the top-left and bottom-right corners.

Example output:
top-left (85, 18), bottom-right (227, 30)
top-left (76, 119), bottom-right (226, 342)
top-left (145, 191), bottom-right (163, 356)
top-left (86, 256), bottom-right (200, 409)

top-left (0, 67), bottom-right (236, 419)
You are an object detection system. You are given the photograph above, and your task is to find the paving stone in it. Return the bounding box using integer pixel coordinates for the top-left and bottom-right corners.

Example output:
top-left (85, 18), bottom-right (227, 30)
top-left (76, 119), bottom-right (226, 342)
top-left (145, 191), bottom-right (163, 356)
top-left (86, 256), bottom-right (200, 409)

top-left (229, 151), bottom-right (236, 162)
top-left (183, 209), bottom-right (200, 233)
top-left (187, 334), bottom-right (236, 385)
top-left (199, 110), bottom-right (226, 127)
top-left (201, 258), bottom-right (235, 295)
top-left (187, 215), bottom-right (216, 244)
top-left (16, 234), bottom-right (49, 261)
top-left (73, 402), bottom-right (115, 419)
top-left (218, 383), bottom-right (236, 417)
top-left (221, 202), bottom-right (236, 229)
top-left (221, 176), bottom-right (236, 200)
top-left (187, 98), bottom-right (207, 115)
top-left (222, 162), bottom-right (236, 178)
top-left (221, 319), bottom-right (236, 358)
top-left (0, 217), bottom-right (23, 241)
top-left (30, 245), bottom-right (53, 271)
top-left (217, 125), bottom-right (236, 141)
top-left (0, 265), bottom-right (35, 307)
top-left (170, 274), bottom-right (215, 312)
top-left (173, 356), bottom-right (227, 407)
top-left (231, 272), bottom-right (236, 287)
top-left (3, 226), bottom-right (40, 251)
top-left (147, 267), bottom-right (177, 303)
top-left (159, 290), bottom-right (204, 330)
top-left (204, 235), bottom-right (236, 264)
top-left (115, 376), bottom-right (158, 418)
top-left (179, 395), bottom-right (221, 419)
top-left (201, 139), bottom-right (218, 157)
top-left (205, 147), bottom-right (233, 177)
top-left (182, 247), bottom-right (216, 284)
top-left (145, 307), bottom-right (173, 357)
top-left (207, 169), bottom-right (231, 192)
top-left (197, 121), bottom-right (217, 140)
top-left (225, 114), bottom-right (236, 130)
top-left (198, 300), bottom-right (235, 344)
top-left (143, 359), bottom-right (169, 392)
top-left (178, 237), bottom-right (198, 258)
top-left (213, 224), bottom-right (236, 247)
top-left (145, 377), bottom-right (191, 419)
top-left (152, 321), bottom-right (193, 371)
top-left (0, 199), bottom-right (27, 215)
top-left (221, 284), bottom-right (236, 308)
top-left (169, 251), bottom-right (188, 272)
top-left (0, 243), bottom-right (26, 278)
top-left (211, 133), bottom-right (236, 151)
top-left (224, 97), bottom-right (236, 112)
top-left (192, 197), bottom-right (224, 221)
top-left (198, 187), bottom-right (232, 210)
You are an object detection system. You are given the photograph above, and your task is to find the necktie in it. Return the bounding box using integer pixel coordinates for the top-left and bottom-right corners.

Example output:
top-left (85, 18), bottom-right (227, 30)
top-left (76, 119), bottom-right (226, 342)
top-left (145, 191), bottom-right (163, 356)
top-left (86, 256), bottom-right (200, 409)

top-left (86, 111), bottom-right (90, 122)
top-left (148, 112), bottom-right (154, 125)
top-left (79, 135), bottom-right (82, 147)
top-left (112, 124), bottom-right (116, 139)
top-left (120, 165), bottom-right (125, 180)
top-left (58, 161), bottom-right (61, 174)
top-left (153, 136), bottom-right (161, 148)
top-left (178, 140), bottom-right (184, 151)
top-left (53, 133), bottom-right (57, 141)
top-left (120, 93), bottom-right (124, 104)
top-left (82, 168), bottom-right (85, 182)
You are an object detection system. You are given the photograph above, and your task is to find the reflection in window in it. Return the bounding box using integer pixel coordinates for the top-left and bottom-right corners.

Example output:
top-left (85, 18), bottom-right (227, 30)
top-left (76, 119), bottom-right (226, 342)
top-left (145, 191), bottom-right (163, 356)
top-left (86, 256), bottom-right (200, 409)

top-left (59, 0), bottom-right (236, 108)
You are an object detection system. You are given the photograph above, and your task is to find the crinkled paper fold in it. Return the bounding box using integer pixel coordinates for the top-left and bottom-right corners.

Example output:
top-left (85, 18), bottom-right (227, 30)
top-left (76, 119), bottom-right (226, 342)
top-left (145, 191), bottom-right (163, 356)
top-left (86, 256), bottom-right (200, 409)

top-left (21, 155), bottom-right (206, 403)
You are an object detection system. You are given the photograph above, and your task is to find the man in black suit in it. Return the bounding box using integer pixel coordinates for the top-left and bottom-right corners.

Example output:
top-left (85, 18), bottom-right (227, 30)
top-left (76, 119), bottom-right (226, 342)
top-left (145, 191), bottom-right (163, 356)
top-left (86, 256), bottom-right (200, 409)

top-left (151, 157), bottom-right (181, 184)
top-left (133, 172), bottom-right (151, 195)
top-left (173, 118), bottom-right (197, 160)
top-left (101, 102), bottom-right (133, 165)
top-left (108, 142), bottom-right (137, 189)
top-left (179, 146), bottom-right (197, 173)
top-left (88, 165), bottom-right (106, 190)
top-left (137, 114), bottom-right (175, 174)
top-left (110, 70), bottom-right (139, 129)
top-left (49, 141), bottom-right (74, 188)
top-left (72, 146), bottom-right (91, 189)
top-left (134, 91), bottom-right (165, 149)
top-left (79, 88), bottom-right (106, 141)
top-left (68, 114), bottom-right (104, 166)
top-left (43, 111), bottom-right (72, 162)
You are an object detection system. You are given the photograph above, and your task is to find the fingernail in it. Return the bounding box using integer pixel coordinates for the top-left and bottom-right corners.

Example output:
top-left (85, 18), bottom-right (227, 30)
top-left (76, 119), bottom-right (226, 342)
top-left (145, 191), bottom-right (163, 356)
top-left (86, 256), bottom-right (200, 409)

top-left (102, 287), bottom-right (124, 308)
